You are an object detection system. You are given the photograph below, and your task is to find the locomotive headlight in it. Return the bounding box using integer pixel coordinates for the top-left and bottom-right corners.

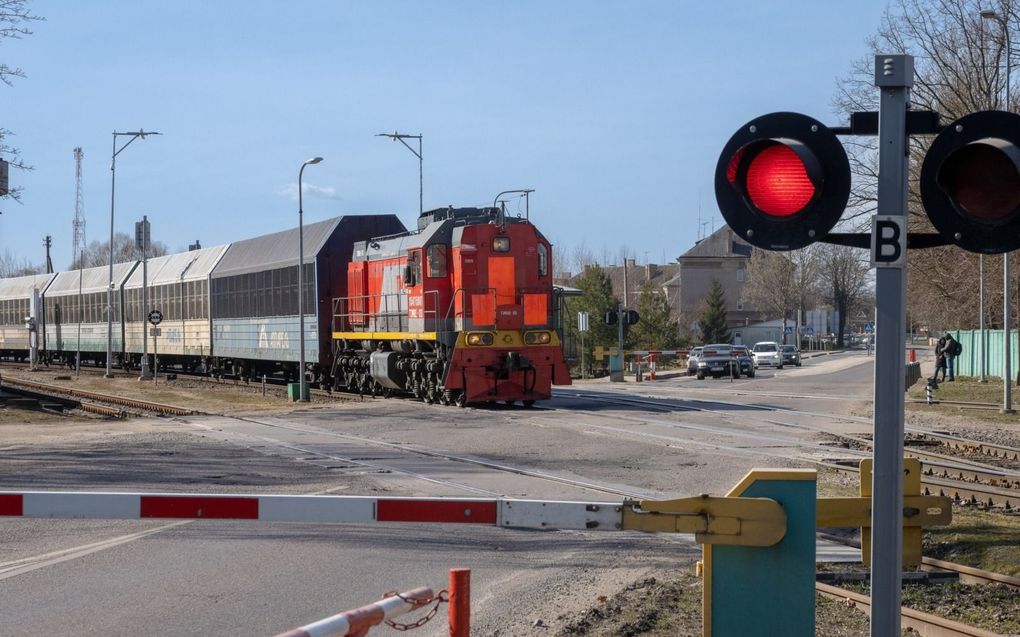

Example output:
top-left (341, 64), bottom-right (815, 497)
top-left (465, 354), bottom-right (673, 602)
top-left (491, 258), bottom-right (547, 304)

top-left (492, 236), bottom-right (511, 252)
top-left (466, 332), bottom-right (494, 346)
top-left (525, 331), bottom-right (551, 345)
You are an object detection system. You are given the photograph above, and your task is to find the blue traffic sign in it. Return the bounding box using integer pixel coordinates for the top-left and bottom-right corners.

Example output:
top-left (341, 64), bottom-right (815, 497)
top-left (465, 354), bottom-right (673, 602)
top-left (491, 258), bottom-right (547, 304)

top-left (864, 323), bottom-right (875, 333)
top-left (784, 326), bottom-right (794, 334)
top-left (805, 327), bottom-right (814, 335)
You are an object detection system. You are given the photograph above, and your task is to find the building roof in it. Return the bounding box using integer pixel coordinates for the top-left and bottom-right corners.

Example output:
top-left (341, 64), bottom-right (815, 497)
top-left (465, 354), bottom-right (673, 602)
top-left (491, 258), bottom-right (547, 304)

top-left (47, 262), bottom-right (138, 296)
top-left (0, 272), bottom-right (56, 300)
top-left (123, 244), bottom-right (230, 289)
top-left (678, 225), bottom-right (752, 260)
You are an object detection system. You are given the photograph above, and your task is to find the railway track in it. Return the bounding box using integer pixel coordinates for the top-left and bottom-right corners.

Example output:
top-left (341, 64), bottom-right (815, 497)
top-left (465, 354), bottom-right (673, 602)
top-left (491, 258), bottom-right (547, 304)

top-left (815, 582), bottom-right (1005, 637)
top-left (558, 389), bottom-right (1020, 510)
top-left (0, 376), bottom-right (196, 417)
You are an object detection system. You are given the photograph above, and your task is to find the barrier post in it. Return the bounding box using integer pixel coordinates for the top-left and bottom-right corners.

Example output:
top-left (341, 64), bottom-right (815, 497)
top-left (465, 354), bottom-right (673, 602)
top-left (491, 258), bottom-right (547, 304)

top-left (649, 354), bottom-right (657, 380)
top-left (449, 568), bottom-right (470, 637)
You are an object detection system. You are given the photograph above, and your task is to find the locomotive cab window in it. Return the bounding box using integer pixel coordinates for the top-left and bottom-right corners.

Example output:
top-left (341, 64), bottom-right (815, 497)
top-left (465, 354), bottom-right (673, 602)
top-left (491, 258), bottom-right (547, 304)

top-left (492, 236), bottom-right (511, 253)
top-left (427, 245), bottom-right (447, 278)
top-left (538, 243), bottom-right (549, 277)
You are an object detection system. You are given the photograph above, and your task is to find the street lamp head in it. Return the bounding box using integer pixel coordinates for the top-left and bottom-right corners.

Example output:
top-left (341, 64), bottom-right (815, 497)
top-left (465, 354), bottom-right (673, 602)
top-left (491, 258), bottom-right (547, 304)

top-left (980, 9), bottom-right (1003, 21)
top-left (304, 156), bottom-right (323, 166)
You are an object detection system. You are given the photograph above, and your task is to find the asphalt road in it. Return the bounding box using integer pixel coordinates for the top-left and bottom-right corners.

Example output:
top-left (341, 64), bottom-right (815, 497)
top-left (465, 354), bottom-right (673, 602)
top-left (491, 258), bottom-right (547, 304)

top-left (0, 350), bottom-right (876, 636)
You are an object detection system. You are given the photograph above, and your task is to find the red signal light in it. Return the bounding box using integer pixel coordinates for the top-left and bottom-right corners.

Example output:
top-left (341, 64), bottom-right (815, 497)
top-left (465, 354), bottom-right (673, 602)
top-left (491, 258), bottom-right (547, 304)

top-left (744, 144), bottom-right (817, 216)
top-left (715, 112), bottom-right (850, 251)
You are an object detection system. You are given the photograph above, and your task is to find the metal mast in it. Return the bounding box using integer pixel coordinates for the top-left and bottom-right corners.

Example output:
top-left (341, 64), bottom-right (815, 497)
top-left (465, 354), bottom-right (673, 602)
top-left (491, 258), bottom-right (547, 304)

top-left (73, 147), bottom-right (85, 375)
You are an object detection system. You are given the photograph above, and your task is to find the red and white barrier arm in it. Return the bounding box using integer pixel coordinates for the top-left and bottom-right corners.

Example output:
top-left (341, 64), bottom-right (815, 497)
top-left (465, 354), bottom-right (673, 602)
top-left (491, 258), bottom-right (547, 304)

top-left (272, 586), bottom-right (433, 637)
top-left (0, 492), bottom-right (624, 530)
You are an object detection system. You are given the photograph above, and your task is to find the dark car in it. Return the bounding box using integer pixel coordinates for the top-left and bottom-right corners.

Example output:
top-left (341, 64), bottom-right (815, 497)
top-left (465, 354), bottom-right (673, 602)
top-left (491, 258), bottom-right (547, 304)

top-left (688, 344), bottom-right (751, 379)
top-left (780, 344), bottom-right (802, 367)
top-left (732, 346), bottom-right (756, 377)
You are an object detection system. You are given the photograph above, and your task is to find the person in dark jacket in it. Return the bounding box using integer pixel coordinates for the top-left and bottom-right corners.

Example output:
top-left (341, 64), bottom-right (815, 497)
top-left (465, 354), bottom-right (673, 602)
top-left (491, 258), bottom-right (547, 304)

top-left (934, 337), bottom-right (947, 382)
top-left (944, 333), bottom-right (961, 381)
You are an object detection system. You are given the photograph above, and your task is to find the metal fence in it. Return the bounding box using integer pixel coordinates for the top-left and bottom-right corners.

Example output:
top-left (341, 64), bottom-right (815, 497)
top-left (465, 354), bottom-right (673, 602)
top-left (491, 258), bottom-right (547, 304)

top-left (946, 329), bottom-right (1019, 379)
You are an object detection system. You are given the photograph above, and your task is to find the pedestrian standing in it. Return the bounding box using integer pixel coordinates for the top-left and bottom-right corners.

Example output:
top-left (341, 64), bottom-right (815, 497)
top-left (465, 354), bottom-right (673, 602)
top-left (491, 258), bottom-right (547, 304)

top-left (934, 337), bottom-right (947, 382)
top-left (944, 332), bottom-right (961, 381)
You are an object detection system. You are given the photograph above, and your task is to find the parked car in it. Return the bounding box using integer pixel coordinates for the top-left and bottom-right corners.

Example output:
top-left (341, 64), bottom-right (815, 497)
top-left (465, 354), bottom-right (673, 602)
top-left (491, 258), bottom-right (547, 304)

top-left (752, 341), bottom-right (783, 369)
top-left (732, 345), bottom-right (756, 377)
top-left (689, 344), bottom-right (746, 379)
top-left (780, 344), bottom-right (802, 367)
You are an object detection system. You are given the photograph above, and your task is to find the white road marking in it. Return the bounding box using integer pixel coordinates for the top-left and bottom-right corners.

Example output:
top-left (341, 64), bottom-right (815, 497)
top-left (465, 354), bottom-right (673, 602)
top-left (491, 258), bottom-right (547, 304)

top-left (0, 521), bottom-right (190, 580)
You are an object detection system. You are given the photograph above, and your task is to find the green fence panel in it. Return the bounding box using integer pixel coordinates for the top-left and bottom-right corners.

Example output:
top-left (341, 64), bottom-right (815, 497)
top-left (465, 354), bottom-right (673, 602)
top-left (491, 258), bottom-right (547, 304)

top-left (948, 330), bottom-right (1019, 379)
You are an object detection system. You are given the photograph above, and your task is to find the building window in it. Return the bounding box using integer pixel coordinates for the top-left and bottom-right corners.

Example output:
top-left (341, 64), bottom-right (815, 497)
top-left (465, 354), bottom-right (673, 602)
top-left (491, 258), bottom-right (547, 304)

top-left (736, 269), bottom-right (746, 282)
top-left (737, 303), bottom-right (744, 311)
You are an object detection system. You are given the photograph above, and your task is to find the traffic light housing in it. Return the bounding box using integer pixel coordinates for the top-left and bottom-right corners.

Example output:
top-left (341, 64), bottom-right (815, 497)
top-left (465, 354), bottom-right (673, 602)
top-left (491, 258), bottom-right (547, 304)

top-left (920, 110), bottom-right (1020, 254)
top-left (604, 311), bottom-right (617, 326)
top-left (715, 112), bottom-right (851, 251)
top-left (624, 310), bottom-right (639, 325)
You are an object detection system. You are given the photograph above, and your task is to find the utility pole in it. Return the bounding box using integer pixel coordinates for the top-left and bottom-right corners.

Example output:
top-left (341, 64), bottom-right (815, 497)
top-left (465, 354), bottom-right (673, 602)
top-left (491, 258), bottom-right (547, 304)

top-left (43, 236), bottom-right (53, 274)
top-left (72, 147), bottom-right (85, 377)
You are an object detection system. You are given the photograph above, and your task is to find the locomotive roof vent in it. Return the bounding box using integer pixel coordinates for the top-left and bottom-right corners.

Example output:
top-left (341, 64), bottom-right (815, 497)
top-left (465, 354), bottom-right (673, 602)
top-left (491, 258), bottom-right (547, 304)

top-left (416, 206), bottom-right (500, 231)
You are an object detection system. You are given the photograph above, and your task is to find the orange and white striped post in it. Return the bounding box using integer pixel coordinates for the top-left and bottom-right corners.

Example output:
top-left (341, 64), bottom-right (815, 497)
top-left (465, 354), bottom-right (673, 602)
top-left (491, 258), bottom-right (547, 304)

top-left (449, 568), bottom-right (471, 637)
top-left (649, 354), bottom-right (657, 380)
top-left (271, 587), bottom-right (433, 637)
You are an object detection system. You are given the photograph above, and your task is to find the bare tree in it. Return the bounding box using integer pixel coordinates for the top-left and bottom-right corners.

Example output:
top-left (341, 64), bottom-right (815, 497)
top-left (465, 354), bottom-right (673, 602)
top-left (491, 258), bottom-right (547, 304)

top-left (833, 0), bottom-right (1018, 330)
top-left (0, 248), bottom-right (42, 276)
top-left (71, 232), bottom-right (169, 269)
top-left (742, 250), bottom-right (798, 339)
top-left (0, 1), bottom-right (43, 203)
top-left (819, 244), bottom-right (871, 347)
top-left (742, 246), bottom-right (824, 342)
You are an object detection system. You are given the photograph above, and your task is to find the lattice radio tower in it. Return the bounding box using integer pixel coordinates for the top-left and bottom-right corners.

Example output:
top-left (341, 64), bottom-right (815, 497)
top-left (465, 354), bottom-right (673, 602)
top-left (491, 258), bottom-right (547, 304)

top-left (72, 147), bottom-right (85, 266)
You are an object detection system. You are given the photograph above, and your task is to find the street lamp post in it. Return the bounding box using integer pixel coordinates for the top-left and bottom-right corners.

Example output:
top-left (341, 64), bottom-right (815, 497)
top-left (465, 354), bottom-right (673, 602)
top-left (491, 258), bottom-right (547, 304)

top-left (981, 9), bottom-right (1013, 411)
top-left (298, 156), bottom-right (323, 402)
top-left (376, 132), bottom-right (423, 216)
top-left (106, 129), bottom-right (160, 378)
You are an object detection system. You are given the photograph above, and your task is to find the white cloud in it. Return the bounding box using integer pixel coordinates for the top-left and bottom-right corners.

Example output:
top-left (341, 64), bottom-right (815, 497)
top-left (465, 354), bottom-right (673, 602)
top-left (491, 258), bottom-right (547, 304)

top-left (274, 182), bottom-right (343, 202)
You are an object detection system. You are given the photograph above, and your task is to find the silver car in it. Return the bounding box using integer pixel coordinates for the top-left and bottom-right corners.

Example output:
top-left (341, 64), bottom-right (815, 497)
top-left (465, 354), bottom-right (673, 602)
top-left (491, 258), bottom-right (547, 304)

top-left (752, 341), bottom-right (783, 369)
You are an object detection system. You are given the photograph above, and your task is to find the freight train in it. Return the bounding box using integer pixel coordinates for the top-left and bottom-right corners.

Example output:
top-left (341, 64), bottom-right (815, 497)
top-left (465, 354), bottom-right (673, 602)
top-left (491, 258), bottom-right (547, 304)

top-left (0, 206), bottom-right (571, 406)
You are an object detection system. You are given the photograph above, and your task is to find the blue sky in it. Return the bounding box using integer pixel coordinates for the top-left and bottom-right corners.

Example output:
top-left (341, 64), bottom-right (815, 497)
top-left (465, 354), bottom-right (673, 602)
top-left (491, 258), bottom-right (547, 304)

top-left (1, 1), bottom-right (891, 271)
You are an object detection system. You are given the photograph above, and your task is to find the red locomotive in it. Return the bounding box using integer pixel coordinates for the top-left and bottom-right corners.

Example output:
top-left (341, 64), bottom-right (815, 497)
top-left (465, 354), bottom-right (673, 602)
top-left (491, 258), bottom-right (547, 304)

top-left (331, 206), bottom-right (570, 406)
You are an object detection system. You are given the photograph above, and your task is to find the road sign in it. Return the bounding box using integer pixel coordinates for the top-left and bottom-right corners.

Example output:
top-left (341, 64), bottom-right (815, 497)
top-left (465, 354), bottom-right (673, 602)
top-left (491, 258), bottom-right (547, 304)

top-left (148, 309), bottom-right (163, 325)
top-left (578, 311), bottom-right (589, 332)
top-left (805, 327), bottom-right (814, 335)
top-left (149, 327), bottom-right (161, 337)
top-left (871, 215), bottom-right (906, 268)
top-left (864, 323), bottom-right (874, 334)
top-left (784, 326), bottom-right (794, 334)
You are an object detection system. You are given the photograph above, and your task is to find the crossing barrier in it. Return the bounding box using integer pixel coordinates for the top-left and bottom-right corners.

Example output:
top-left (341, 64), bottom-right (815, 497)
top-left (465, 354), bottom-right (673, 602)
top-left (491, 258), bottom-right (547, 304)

top-left (271, 568), bottom-right (470, 637)
top-left (0, 464), bottom-right (953, 637)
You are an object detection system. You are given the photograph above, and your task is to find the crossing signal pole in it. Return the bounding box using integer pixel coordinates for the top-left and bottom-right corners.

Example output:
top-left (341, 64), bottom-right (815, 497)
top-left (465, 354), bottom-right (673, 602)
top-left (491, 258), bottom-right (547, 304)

top-left (714, 53), bottom-right (1020, 637)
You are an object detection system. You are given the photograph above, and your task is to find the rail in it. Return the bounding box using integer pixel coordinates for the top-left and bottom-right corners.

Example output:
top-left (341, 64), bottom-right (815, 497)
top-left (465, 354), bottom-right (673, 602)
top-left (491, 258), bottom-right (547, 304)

top-left (332, 290), bottom-right (440, 334)
top-left (332, 285), bottom-right (555, 336)
top-left (815, 582), bottom-right (1003, 637)
top-left (0, 376), bottom-right (195, 416)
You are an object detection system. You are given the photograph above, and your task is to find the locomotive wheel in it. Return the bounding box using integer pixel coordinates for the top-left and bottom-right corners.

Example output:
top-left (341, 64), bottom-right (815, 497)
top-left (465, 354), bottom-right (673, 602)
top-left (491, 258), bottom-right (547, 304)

top-left (523, 400), bottom-right (535, 408)
top-left (454, 392), bottom-right (466, 408)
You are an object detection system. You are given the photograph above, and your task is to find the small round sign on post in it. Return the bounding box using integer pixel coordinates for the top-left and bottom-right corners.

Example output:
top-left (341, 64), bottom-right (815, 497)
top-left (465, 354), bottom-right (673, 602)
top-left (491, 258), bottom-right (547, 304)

top-left (148, 310), bottom-right (163, 326)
